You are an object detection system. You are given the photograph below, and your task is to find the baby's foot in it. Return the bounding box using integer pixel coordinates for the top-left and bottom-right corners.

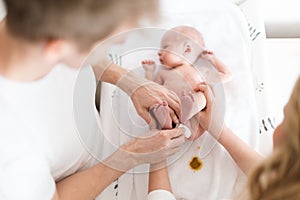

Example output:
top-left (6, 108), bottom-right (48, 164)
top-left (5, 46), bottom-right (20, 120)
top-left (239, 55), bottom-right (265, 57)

top-left (180, 90), bottom-right (195, 123)
top-left (141, 60), bottom-right (156, 72)
top-left (150, 101), bottom-right (172, 129)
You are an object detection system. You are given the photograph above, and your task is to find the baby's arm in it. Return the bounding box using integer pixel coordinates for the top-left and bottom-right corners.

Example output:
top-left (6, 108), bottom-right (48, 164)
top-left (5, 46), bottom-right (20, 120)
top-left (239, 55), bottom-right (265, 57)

top-left (154, 70), bottom-right (164, 85)
top-left (200, 50), bottom-right (232, 83)
top-left (142, 60), bottom-right (165, 85)
top-left (142, 60), bottom-right (156, 81)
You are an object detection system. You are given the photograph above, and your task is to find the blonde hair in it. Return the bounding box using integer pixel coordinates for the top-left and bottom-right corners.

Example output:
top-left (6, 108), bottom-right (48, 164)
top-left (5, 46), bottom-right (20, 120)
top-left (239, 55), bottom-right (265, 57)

top-left (248, 77), bottom-right (300, 200)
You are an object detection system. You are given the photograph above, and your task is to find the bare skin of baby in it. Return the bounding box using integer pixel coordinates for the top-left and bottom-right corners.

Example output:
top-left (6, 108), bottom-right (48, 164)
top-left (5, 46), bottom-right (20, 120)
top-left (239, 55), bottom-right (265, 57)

top-left (142, 26), bottom-right (231, 140)
top-left (143, 60), bottom-right (206, 131)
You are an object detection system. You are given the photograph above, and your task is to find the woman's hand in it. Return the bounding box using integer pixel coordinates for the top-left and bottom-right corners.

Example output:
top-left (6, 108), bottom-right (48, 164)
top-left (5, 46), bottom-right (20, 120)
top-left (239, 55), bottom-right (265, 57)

top-left (194, 83), bottom-right (224, 139)
top-left (194, 83), bottom-right (212, 131)
top-left (121, 128), bottom-right (186, 166)
top-left (55, 128), bottom-right (186, 200)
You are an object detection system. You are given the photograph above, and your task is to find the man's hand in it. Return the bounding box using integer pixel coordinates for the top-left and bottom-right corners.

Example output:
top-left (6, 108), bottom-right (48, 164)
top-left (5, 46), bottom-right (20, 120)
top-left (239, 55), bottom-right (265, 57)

top-left (95, 63), bottom-right (181, 125)
top-left (131, 82), bottom-right (181, 125)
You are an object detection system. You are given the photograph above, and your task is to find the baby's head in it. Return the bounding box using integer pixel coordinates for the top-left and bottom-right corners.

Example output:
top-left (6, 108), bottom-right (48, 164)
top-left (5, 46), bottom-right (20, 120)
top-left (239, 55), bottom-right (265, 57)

top-left (158, 25), bottom-right (204, 67)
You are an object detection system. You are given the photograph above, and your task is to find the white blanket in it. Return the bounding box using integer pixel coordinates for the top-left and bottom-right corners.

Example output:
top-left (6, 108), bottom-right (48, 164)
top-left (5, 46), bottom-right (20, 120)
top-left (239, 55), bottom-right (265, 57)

top-left (96, 0), bottom-right (259, 199)
top-left (239, 0), bottom-right (274, 156)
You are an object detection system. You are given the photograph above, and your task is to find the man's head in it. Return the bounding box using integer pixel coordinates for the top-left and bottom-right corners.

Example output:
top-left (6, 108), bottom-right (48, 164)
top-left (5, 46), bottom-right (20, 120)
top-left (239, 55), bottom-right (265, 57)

top-left (158, 25), bottom-right (204, 67)
top-left (3, 0), bottom-right (159, 67)
top-left (4, 0), bottom-right (158, 50)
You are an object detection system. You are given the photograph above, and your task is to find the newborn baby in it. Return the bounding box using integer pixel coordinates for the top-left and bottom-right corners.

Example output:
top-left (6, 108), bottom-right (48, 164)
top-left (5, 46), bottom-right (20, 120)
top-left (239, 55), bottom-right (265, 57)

top-left (142, 25), bottom-right (231, 140)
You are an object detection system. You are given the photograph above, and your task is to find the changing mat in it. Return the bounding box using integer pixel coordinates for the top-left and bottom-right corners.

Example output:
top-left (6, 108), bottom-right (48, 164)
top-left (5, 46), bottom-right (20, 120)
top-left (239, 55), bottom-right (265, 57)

top-left (96, 0), bottom-right (259, 199)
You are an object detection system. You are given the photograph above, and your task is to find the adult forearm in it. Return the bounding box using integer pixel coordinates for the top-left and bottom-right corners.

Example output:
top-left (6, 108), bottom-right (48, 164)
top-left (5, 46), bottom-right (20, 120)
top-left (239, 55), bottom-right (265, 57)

top-left (93, 62), bottom-right (151, 96)
top-left (148, 162), bottom-right (172, 193)
top-left (93, 61), bottom-right (128, 84)
top-left (218, 127), bottom-right (264, 176)
top-left (56, 149), bottom-right (136, 200)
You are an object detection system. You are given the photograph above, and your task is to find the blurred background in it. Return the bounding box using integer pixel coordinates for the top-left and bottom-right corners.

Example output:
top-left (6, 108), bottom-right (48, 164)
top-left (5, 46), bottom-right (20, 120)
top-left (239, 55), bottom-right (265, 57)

top-left (261, 0), bottom-right (300, 121)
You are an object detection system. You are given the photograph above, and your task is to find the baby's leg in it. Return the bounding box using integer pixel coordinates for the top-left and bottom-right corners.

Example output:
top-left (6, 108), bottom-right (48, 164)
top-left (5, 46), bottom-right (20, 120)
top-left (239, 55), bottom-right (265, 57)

top-left (185, 114), bottom-right (205, 141)
top-left (180, 91), bottom-right (206, 123)
top-left (180, 91), bottom-right (194, 123)
top-left (150, 101), bottom-right (173, 130)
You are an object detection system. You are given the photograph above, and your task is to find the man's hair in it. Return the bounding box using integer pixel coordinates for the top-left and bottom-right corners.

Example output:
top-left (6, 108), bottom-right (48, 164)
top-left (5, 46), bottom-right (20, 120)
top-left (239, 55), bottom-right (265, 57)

top-left (3, 0), bottom-right (159, 50)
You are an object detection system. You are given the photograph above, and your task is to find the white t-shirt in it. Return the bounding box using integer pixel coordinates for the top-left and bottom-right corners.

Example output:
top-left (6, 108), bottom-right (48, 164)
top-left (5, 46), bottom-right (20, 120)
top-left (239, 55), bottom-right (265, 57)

top-left (0, 65), bottom-right (102, 200)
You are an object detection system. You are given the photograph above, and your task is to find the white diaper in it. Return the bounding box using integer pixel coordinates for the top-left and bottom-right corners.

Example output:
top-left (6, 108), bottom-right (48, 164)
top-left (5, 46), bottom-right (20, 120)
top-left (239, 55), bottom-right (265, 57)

top-left (178, 124), bottom-right (192, 138)
top-left (147, 190), bottom-right (176, 200)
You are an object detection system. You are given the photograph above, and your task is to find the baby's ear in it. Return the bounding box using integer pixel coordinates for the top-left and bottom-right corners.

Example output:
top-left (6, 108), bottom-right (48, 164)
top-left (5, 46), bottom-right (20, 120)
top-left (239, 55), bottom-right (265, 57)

top-left (184, 43), bottom-right (192, 53)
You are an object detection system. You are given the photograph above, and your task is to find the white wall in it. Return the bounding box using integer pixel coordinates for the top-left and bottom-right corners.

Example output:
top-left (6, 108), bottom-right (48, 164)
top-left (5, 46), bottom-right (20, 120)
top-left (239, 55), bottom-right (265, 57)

top-left (261, 0), bottom-right (300, 37)
top-left (265, 38), bottom-right (300, 122)
top-left (259, 0), bottom-right (300, 122)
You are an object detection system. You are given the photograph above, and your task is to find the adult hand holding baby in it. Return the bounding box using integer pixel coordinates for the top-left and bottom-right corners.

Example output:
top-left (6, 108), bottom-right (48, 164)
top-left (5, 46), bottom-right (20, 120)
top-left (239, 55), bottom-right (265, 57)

top-left (120, 127), bottom-right (186, 166)
top-left (131, 82), bottom-right (181, 126)
top-left (194, 83), bottom-right (225, 139)
top-left (95, 62), bottom-right (181, 126)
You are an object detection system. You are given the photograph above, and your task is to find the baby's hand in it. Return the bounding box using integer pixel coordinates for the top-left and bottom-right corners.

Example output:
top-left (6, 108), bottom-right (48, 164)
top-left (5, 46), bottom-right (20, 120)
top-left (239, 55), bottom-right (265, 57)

top-left (142, 60), bottom-right (156, 72)
top-left (200, 50), bottom-right (215, 62)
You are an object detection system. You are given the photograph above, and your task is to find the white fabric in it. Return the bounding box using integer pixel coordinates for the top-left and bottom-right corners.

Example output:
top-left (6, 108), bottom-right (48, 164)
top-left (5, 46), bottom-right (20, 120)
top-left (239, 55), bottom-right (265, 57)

top-left (231, 0), bottom-right (247, 5)
top-left (96, 0), bottom-right (259, 200)
top-left (147, 190), bottom-right (176, 200)
top-left (0, 64), bottom-right (102, 200)
top-left (239, 0), bottom-right (274, 156)
top-left (178, 124), bottom-right (192, 139)
top-left (0, 108), bottom-right (55, 200)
